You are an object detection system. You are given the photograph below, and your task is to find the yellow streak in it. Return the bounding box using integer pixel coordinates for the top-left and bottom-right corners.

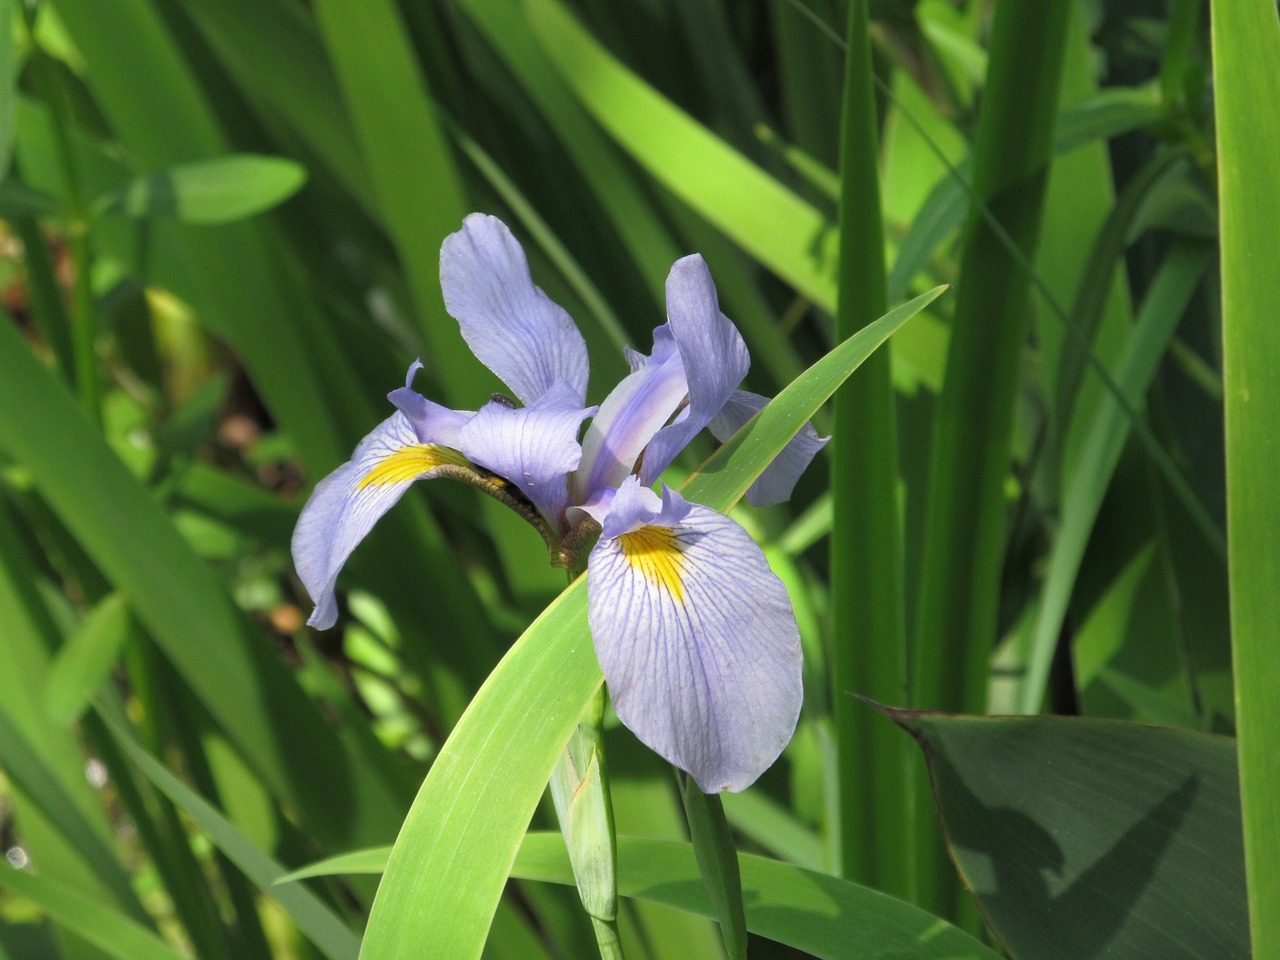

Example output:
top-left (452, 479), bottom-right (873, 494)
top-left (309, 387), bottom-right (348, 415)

top-left (617, 527), bottom-right (685, 604)
top-left (358, 444), bottom-right (467, 488)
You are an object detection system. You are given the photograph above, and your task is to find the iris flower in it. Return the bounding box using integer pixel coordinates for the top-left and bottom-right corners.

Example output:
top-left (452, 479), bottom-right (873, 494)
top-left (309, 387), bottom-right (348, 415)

top-left (292, 214), bottom-right (826, 793)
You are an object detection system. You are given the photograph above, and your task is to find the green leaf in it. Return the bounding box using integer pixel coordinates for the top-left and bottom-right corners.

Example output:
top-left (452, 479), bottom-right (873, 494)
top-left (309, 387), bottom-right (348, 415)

top-left (91, 154), bottom-right (306, 223)
top-left (100, 711), bottom-right (362, 960)
top-left (1211, 2), bottom-right (1280, 955)
top-left (1018, 241), bottom-right (1212, 713)
top-left (357, 290), bottom-right (941, 960)
top-left (909, 0), bottom-right (1073, 916)
top-left (0, 303), bottom-right (404, 853)
top-left (274, 833), bottom-right (1003, 960)
top-left (311, 0), bottom-right (481, 404)
top-left (0, 868), bottom-right (186, 960)
top-left (893, 712), bottom-right (1247, 959)
top-left (0, 708), bottom-right (140, 920)
top-left (43, 592), bottom-right (134, 725)
top-left (525, 0), bottom-right (838, 310)
top-left (682, 287), bottom-right (945, 502)
top-left (516, 834), bottom-right (1002, 960)
top-left (830, 0), bottom-right (912, 900)
top-left (0, 177), bottom-right (60, 217)
top-left (0, 0), bottom-right (13, 182)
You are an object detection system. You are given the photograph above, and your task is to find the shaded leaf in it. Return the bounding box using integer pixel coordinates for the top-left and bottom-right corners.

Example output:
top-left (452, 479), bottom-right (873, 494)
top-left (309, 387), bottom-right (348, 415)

top-left (892, 712), bottom-right (1247, 960)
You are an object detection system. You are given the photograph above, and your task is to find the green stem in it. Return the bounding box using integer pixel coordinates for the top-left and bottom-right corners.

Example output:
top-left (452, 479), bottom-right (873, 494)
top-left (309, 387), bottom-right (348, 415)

top-left (678, 774), bottom-right (748, 960)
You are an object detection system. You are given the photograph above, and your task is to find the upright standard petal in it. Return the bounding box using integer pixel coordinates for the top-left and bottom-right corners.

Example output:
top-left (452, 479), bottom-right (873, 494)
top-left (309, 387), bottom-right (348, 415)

top-left (440, 214), bottom-right (589, 405)
top-left (458, 380), bottom-right (595, 534)
top-left (587, 479), bottom-right (803, 793)
top-left (708, 390), bottom-right (829, 507)
top-left (572, 326), bottom-right (687, 503)
top-left (292, 413), bottom-right (471, 630)
top-left (637, 255), bottom-right (750, 485)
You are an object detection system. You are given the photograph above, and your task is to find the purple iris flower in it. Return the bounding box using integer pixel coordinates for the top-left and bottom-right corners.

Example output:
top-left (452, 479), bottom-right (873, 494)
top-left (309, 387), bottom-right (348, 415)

top-left (292, 214), bottom-right (826, 793)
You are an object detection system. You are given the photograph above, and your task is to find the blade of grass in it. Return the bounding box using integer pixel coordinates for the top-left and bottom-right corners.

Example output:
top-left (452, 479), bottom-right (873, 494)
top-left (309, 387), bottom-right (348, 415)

top-left (830, 0), bottom-right (912, 902)
top-left (1210, 1), bottom-right (1280, 954)
top-left (0, 869), bottom-right (185, 960)
top-left (455, 0), bottom-right (680, 305)
top-left (0, 709), bottom-right (140, 920)
top-left (281, 832), bottom-right (1003, 960)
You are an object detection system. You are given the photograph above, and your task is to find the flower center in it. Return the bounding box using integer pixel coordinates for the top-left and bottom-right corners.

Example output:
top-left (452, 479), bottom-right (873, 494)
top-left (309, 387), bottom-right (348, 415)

top-left (617, 526), bottom-right (685, 603)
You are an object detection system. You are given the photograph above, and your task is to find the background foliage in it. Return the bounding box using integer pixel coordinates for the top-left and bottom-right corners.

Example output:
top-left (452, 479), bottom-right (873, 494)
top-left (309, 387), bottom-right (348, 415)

top-left (0, 0), bottom-right (1273, 958)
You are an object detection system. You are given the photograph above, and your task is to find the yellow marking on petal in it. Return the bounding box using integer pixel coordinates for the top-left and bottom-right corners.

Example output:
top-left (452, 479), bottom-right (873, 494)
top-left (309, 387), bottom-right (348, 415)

top-left (358, 444), bottom-right (468, 488)
top-left (617, 526), bottom-right (686, 604)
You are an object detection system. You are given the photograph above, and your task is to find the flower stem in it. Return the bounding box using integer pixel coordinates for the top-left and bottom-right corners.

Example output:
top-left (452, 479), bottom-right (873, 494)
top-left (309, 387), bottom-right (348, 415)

top-left (678, 773), bottom-right (748, 960)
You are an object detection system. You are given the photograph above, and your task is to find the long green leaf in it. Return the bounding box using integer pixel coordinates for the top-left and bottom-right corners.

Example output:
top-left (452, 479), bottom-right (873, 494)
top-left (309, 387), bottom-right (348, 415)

top-left (1018, 242), bottom-right (1212, 713)
top-left (43, 592), bottom-right (134, 725)
top-left (311, 0), bottom-right (481, 404)
top-left (830, 0), bottom-right (911, 899)
top-left (0, 869), bottom-right (186, 960)
top-left (525, 0), bottom-right (838, 310)
top-left (357, 289), bottom-right (941, 959)
top-left (279, 833), bottom-right (1001, 960)
top-left (1210, 1), bottom-right (1280, 954)
top-left (0, 312), bottom-right (404, 851)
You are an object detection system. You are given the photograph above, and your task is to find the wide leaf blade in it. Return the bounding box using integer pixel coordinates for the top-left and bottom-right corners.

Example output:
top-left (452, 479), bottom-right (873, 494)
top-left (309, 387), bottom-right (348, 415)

top-left (893, 712), bottom-right (1247, 959)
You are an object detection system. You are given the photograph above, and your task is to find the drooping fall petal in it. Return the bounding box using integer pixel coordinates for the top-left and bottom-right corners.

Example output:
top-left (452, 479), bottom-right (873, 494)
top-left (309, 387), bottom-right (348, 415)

top-left (291, 413), bottom-right (471, 629)
top-left (586, 478), bottom-right (803, 793)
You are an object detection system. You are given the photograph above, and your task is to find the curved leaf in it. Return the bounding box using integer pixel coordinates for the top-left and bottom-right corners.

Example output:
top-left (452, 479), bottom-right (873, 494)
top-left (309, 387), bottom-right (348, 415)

top-left (275, 833), bottom-right (1003, 960)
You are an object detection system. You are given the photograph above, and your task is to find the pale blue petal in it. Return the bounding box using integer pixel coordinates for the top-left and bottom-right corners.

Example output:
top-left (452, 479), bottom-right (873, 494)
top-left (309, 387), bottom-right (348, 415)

top-left (440, 214), bottom-right (589, 405)
top-left (587, 491), bottom-right (803, 793)
top-left (388, 360), bottom-right (472, 448)
top-left (459, 380), bottom-right (595, 533)
top-left (572, 326), bottom-right (686, 502)
top-left (708, 390), bottom-right (829, 506)
top-left (592, 475), bottom-right (692, 538)
top-left (637, 255), bottom-right (750, 485)
top-left (292, 413), bottom-right (466, 630)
